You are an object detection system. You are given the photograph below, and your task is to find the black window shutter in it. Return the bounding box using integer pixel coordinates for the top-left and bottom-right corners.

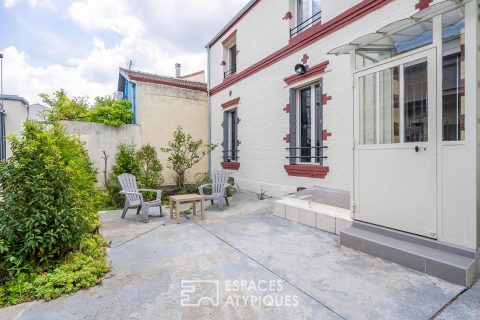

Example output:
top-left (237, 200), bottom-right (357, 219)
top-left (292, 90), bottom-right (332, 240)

top-left (317, 78), bottom-right (324, 165)
top-left (289, 88), bottom-right (296, 165)
top-left (223, 111), bottom-right (229, 162)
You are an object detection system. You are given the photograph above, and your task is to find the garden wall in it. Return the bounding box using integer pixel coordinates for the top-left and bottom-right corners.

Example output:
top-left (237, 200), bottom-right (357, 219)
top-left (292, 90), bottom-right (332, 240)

top-left (63, 121), bottom-right (143, 187)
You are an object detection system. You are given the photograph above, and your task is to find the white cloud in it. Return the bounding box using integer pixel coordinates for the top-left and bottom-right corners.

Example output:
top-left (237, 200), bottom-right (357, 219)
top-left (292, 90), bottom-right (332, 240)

top-left (4, 0), bottom-right (57, 10)
top-left (2, 0), bottom-right (249, 104)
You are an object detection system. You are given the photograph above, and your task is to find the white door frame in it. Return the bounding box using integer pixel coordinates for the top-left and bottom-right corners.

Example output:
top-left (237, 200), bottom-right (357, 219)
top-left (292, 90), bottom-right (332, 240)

top-left (353, 47), bottom-right (438, 238)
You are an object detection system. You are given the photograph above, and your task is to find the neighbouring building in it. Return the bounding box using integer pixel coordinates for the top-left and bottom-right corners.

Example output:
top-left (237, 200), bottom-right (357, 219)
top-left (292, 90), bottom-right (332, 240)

top-left (0, 95), bottom-right (48, 160)
top-left (116, 65), bottom-right (209, 184)
top-left (206, 0), bottom-right (480, 286)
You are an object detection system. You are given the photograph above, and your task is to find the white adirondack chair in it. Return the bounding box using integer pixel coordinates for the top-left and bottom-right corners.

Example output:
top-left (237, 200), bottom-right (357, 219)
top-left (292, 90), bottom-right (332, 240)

top-left (118, 173), bottom-right (163, 223)
top-left (198, 169), bottom-right (230, 210)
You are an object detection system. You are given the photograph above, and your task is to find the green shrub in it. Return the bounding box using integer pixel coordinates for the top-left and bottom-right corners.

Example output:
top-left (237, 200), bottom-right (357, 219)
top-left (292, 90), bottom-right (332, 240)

top-left (40, 90), bottom-right (89, 123)
top-left (161, 127), bottom-right (216, 192)
top-left (136, 144), bottom-right (164, 201)
top-left (88, 99), bottom-right (134, 126)
top-left (40, 90), bottom-right (133, 126)
top-left (105, 143), bottom-right (140, 208)
top-left (0, 234), bottom-right (109, 306)
top-left (0, 122), bottom-right (99, 270)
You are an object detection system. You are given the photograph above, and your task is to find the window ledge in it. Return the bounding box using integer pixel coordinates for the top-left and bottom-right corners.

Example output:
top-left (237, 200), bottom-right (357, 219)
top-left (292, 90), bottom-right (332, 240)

top-left (284, 164), bottom-right (329, 178)
top-left (222, 162), bottom-right (240, 170)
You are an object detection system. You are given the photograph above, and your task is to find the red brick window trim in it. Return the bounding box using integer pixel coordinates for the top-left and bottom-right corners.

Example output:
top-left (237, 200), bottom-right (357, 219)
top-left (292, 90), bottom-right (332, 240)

top-left (221, 162), bottom-right (240, 170)
top-left (284, 165), bottom-right (329, 179)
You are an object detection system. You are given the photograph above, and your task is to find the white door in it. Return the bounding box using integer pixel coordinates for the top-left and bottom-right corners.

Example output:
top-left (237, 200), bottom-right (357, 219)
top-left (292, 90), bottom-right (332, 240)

top-left (354, 48), bottom-right (437, 238)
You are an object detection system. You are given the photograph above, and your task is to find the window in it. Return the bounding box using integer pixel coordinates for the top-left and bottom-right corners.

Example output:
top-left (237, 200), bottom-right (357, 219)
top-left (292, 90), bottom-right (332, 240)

top-left (442, 7), bottom-right (465, 141)
top-left (224, 43), bottom-right (237, 78)
top-left (223, 109), bottom-right (238, 162)
top-left (291, 0), bottom-right (321, 37)
top-left (287, 80), bottom-right (326, 166)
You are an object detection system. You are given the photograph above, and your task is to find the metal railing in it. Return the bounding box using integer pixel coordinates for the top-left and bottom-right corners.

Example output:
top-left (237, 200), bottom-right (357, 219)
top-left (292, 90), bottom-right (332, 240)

top-left (285, 146), bottom-right (327, 164)
top-left (222, 149), bottom-right (240, 162)
top-left (290, 11), bottom-right (322, 38)
top-left (224, 66), bottom-right (237, 78)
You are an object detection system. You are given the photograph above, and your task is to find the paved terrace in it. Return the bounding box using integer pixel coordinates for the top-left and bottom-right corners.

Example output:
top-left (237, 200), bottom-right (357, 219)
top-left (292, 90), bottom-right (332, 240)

top-left (1, 191), bottom-right (479, 320)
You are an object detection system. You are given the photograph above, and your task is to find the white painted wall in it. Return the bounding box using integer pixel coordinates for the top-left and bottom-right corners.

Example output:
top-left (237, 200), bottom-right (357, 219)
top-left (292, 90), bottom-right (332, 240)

top-left (208, 0), bottom-right (479, 249)
top-left (64, 121), bottom-right (143, 187)
top-left (3, 99), bottom-right (28, 158)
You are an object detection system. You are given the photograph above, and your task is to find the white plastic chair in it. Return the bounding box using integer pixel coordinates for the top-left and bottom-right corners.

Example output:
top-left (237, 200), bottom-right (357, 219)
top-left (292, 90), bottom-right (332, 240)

top-left (118, 173), bottom-right (162, 222)
top-left (198, 169), bottom-right (230, 210)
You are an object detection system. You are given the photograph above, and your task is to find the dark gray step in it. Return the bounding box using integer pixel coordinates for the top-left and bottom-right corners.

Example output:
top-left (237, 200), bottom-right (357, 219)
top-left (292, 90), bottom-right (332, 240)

top-left (340, 224), bottom-right (477, 287)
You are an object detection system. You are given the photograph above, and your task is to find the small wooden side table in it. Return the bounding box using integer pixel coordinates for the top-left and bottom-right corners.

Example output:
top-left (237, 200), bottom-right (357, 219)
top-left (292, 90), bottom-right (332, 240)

top-left (169, 194), bottom-right (205, 224)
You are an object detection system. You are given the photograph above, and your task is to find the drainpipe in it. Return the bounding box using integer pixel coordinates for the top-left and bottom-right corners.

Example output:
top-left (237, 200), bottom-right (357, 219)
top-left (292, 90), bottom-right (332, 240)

top-left (0, 52), bottom-right (4, 113)
top-left (206, 46), bottom-right (212, 175)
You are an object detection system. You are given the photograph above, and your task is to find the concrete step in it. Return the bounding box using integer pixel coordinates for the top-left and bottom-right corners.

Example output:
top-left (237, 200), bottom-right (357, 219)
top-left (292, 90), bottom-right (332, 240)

top-left (340, 221), bottom-right (477, 287)
top-left (274, 197), bottom-right (352, 235)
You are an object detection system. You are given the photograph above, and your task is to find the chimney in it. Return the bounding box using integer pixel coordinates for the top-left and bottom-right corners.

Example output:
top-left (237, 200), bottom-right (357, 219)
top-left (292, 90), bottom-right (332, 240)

top-left (175, 63), bottom-right (181, 78)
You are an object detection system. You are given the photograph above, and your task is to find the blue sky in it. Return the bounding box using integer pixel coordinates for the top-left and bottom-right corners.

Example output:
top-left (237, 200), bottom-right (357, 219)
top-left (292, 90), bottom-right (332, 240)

top-left (0, 0), bottom-right (248, 103)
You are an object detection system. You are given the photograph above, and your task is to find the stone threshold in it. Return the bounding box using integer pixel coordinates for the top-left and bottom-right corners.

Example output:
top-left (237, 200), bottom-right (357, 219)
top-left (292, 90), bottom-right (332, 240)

top-left (273, 197), bottom-right (352, 235)
top-left (341, 221), bottom-right (478, 287)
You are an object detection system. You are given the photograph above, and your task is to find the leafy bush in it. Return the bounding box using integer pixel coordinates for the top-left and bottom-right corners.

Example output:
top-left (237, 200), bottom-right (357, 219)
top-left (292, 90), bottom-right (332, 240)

top-left (0, 122), bottom-right (99, 269)
top-left (40, 90), bottom-right (133, 126)
top-left (0, 234), bottom-right (109, 306)
top-left (0, 122), bottom-right (109, 306)
top-left (105, 143), bottom-right (164, 207)
top-left (161, 127), bottom-right (216, 192)
top-left (105, 143), bottom-right (140, 208)
top-left (136, 144), bottom-right (164, 200)
top-left (88, 99), bottom-right (134, 126)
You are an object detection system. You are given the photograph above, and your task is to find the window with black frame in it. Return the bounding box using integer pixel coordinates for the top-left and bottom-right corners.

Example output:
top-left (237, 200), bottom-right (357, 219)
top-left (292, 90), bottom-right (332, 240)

top-left (287, 80), bottom-right (324, 165)
top-left (222, 109), bottom-right (238, 162)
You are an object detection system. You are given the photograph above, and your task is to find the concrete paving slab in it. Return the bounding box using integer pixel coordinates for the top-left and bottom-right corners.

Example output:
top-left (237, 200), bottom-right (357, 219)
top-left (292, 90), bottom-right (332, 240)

top-left (0, 192), bottom-right (470, 320)
top-left (199, 193), bottom-right (464, 320)
top-left (436, 289), bottom-right (480, 319)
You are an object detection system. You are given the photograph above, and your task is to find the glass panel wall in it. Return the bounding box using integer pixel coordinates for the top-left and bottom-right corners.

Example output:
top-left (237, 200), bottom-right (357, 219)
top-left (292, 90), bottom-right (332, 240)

top-left (359, 73), bottom-right (377, 145)
top-left (442, 7), bottom-right (465, 141)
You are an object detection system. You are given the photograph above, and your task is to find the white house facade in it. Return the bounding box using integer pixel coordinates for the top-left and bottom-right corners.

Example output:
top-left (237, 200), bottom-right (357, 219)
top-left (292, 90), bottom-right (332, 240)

top-left (206, 0), bottom-right (480, 286)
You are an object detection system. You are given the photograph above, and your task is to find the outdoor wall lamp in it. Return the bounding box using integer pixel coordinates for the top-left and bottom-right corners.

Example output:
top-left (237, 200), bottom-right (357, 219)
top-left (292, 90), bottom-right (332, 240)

top-left (294, 63), bottom-right (307, 75)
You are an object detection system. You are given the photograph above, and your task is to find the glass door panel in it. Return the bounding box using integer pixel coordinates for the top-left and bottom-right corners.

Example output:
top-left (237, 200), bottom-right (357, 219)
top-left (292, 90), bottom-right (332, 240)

top-left (404, 60), bottom-right (428, 142)
top-left (379, 66), bottom-right (400, 144)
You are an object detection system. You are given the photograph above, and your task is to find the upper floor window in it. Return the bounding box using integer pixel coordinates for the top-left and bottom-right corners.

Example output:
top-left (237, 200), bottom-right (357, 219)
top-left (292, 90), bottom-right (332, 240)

top-left (225, 43), bottom-right (237, 78)
top-left (291, 0), bottom-right (321, 38)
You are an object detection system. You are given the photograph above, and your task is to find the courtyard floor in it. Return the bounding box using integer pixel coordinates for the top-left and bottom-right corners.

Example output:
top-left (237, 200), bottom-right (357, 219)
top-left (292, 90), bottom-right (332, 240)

top-left (1, 191), bottom-right (479, 320)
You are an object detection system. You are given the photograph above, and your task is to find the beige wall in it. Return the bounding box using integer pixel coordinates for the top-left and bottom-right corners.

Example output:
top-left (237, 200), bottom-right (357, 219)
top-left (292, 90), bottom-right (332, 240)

top-left (64, 121), bottom-right (143, 187)
top-left (135, 82), bottom-right (209, 185)
top-left (3, 99), bottom-right (29, 158)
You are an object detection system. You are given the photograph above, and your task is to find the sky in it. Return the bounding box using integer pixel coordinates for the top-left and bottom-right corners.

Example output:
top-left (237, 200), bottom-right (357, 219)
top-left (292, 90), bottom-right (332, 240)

top-left (0, 0), bottom-right (249, 104)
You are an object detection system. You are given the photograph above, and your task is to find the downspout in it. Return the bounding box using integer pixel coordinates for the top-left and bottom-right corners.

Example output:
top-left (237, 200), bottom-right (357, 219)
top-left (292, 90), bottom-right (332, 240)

top-left (206, 45), bottom-right (212, 175)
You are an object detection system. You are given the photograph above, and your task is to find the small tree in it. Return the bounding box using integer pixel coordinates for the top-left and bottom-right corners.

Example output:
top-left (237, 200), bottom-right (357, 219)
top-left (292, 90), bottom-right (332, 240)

top-left (161, 127), bottom-right (216, 191)
top-left (105, 143), bottom-right (140, 208)
top-left (136, 144), bottom-right (164, 190)
top-left (40, 89), bottom-right (89, 123)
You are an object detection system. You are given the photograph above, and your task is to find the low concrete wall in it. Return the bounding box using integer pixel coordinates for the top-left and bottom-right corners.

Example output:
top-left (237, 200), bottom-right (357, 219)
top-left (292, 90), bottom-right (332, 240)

top-left (63, 121), bottom-right (143, 187)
